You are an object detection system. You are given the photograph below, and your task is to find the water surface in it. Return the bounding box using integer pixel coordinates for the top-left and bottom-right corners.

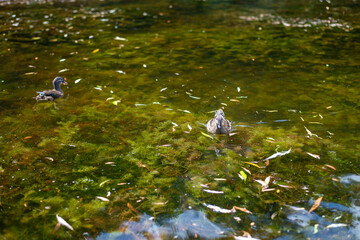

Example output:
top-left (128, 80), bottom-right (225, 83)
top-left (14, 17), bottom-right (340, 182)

top-left (0, 0), bottom-right (359, 239)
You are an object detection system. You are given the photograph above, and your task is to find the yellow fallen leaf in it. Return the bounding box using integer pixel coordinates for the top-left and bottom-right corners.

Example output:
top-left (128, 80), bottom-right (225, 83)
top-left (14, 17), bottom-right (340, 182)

top-left (309, 196), bottom-right (323, 213)
top-left (200, 131), bottom-right (214, 140)
top-left (243, 161), bottom-right (261, 168)
top-left (92, 48), bottom-right (99, 53)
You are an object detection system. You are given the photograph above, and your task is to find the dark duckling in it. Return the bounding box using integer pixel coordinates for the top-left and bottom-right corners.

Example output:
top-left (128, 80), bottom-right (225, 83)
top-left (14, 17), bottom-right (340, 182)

top-left (207, 109), bottom-right (232, 134)
top-left (34, 77), bottom-right (67, 102)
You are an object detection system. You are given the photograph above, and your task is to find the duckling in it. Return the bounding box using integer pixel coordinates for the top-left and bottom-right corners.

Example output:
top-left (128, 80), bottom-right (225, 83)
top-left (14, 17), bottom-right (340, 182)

top-left (207, 109), bottom-right (232, 134)
top-left (34, 77), bottom-right (67, 102)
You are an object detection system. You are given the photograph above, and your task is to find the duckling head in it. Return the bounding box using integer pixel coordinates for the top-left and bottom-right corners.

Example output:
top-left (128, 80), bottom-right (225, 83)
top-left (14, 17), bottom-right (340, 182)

top-left (52, 77), bottom-right (68, 90)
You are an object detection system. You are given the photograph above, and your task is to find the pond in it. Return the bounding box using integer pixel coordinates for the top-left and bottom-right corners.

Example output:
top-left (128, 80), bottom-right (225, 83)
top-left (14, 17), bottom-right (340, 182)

top-left (0, 0), bottom-right (359, 239)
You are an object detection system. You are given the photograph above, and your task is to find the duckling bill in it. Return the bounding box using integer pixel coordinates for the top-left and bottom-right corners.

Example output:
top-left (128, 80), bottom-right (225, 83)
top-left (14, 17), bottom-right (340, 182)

top-left (207, 109), bottom-right (232, 134)
top-left (34, 77), bottom-right (67, 102)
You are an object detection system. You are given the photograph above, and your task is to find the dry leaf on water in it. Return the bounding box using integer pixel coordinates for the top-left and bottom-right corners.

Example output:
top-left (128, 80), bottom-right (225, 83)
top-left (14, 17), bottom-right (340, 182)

top-left (232, 206), bottom-right (253, 214)
top-left (308, 196), bottom-right (323, 213)
top-left (306, 152), bottom-right (320, 159)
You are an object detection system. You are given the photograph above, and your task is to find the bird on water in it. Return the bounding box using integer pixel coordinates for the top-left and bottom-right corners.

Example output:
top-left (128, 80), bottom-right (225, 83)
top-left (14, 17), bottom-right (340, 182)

top-left (207, 109), bottom-right (232, 134)
top-left (34, 77), bottom-right (68, 102)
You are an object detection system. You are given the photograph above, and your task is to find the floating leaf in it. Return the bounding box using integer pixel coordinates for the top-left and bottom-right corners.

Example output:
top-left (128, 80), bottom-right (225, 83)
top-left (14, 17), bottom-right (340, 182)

top-left (306, 152), bottom-right (320, 159)
top-left (24, 72), bottom-right (37, 75)
top-left (96, 196), bottom-right (110, 202)
top-left (58, 69), bottom-right (69, 73)
top-left (277, 184), bottom-right (294, 189)
top-left (203, 203), bottom-right (235, 213)
top-left (264, 148), bottom-right (291, 161)
top-left (263, 110), bottom-right (278, 113)
top-left (271, 211), bottom-right (278, 220)
top-left (92, 48), bottom-right (99, 53)
top-left (112, 100), bottom-right (121, 106)
top-left (53, 222), bottom-right (61, 234)
top-left (114, 36), bottom-right (128, 41)
top-left (189, 95), bottom-right (200, 99)
top-left (203, 189), bottom-right (224, 194)
top-left (178, 109), bottom-right (191, 113)
top-left (232, 206), bottom-right (252, 214)
top-left (45, 157), bottom-right (54, 161)
top-left (264, 176), bottom-right (271, 185)
top-left (262, 188), bottom-right (276, 192)
top-left (99, 180), bottom-right (111, 187)
top-left (200, 131), bottom-right (214, 140)
top-left (127, 203), bottom-right (139, 213)
top-left (243, 161), bottom-right (261, 168)
top-left (324, 164), bottom-right (336, 171)
top-left (230, 99), bottom-right (240, 102)
top-left (255, 179), bottom-right (268, 188)
top-left (304, 126), bottom-right (320, 138)
top-left (214, 178), bottom-right (227, 181)
top-left (326, 223), bottom-right (347, 229)
top-left (241, 167), bottom-right (251, 175)
top-left (56, 215), bottom-right (74, 231)
top-left (308, 196), bottom-right (323, 213)
top-left (238, 171), bottom-right (247, 182)
top-left (314, 224), bottom-right (319, 234)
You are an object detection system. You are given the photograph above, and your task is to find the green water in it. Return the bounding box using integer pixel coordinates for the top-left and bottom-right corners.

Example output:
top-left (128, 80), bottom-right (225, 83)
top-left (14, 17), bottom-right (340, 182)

top-left (0, 0), bottom-right (359, 239)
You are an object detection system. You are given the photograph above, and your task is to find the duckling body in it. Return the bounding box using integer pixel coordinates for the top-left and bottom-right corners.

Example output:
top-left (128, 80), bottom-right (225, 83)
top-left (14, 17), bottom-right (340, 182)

top-left (207, 109), bottom-right (232, 134)
top-left (34, 77), bottom-right (67, 102)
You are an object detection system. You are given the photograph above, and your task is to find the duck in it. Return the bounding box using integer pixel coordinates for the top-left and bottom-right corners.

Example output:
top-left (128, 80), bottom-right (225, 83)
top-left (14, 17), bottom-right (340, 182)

top-left (207, 109), bottom-right (232, 134)
top-left (34, 77), bottom-right (68, 102)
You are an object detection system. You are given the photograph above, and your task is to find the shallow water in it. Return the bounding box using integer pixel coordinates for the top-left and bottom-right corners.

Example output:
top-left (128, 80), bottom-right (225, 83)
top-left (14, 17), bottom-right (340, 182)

top-left (0, 0), bottom-right (359, 239)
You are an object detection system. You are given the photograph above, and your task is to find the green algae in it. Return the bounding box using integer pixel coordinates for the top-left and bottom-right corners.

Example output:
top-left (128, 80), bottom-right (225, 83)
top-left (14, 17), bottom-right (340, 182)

top-left (0, 0), bottom-right (360, 239)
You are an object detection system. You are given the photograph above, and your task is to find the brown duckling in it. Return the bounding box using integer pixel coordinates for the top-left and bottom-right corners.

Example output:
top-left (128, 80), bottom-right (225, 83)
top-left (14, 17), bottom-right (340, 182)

top-left (34, 77), bottom-right (67, 102)
top-left (207, 109), bottom-right (232, 134)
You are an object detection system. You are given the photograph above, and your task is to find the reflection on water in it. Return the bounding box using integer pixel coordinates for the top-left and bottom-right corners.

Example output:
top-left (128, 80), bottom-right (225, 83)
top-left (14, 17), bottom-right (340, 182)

top-left (97, 210), bottom-right (230, 240)
top-left (280, 174), bottom-right (360, 240)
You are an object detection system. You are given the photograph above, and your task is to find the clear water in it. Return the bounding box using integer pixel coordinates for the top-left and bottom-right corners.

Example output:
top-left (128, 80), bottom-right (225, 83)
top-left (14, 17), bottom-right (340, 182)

top-left (0, 0), bottom-right (359, 239)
